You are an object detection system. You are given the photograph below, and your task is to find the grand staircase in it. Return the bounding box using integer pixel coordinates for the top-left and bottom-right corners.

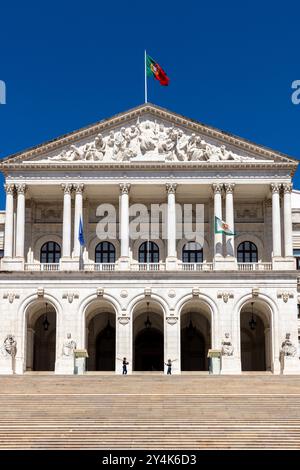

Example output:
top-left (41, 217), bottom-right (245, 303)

top-left (1, 374), bottom-right (300, 449)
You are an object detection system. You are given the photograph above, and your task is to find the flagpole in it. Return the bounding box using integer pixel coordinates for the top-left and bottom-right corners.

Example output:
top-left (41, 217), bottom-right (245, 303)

top-left (144, 50), bottom-right (148, 103)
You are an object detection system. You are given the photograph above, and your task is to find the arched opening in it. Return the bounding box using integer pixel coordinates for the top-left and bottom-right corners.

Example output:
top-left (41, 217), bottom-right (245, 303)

top-left (95, 241), bottom-right (116, 263)
top-left (138, 241), bottom-right (159, 263)
top-left (240, 300), bottom-right (272, 371)
top-left (180, 300), bottom-right (211, 371)
top-left (85, 300), bottom-right (116, 371)
top-left (40, 241), bottom-right (61, 263)
top-left (237, 241), bottom-right (258, 263)
top-left (182, 242), bottom-right (203, 263)
top-left (26, 300), bottom-right (57, 371)
top-left (133, 300), bottom-right (164, 371)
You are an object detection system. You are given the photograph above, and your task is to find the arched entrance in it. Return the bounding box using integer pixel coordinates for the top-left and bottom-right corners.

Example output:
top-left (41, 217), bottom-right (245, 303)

top-left (180, 300), bottom-right (211, 371)
top-left (240, 300), bottom-right (272, 371)
top-left (85, 300), bottom-right (116, 371)
top-left (26, 301), bottom-right (57, 371)
top-left (133, 300), bottom-right (164, 371)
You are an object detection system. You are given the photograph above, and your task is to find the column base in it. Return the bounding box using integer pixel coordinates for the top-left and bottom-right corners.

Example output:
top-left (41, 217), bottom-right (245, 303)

top-left (214, 256), bottom-right (237, 271)
top-left (166, 257), bottom-right (178, 271)
top-left (272, 257), bottom-right (295, 270)
top-left (55, 356), bottom-right (75, 375)
top-left (0, 355), bottom-right (14, 374)
top-left (118, 257), bottom-right (131, 271)
top-left (60, 258), bottom-right (81, 271)
top-left (220, 356), bottom-right (241, 374)
top-left (1, 257), bottom-right (24, 271)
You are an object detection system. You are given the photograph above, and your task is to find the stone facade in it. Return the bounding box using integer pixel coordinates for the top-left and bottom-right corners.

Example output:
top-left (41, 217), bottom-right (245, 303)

top-left (0, 103), bottom-right (299, 375)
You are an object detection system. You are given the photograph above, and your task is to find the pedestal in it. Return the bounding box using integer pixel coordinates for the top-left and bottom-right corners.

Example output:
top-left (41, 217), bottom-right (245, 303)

top-left (220, 356), bottom-right (241, 374)
top-left (1, 258), bottom-right (24, 271)
top-left (280, 355), bottom-right (300, 375)
top-left (272, 257), bottom-right (295, 271)
top-left (74, 349), bottom-right (88, 374)
top-left (118, 257), bottom-right (130, 271)
top-left (60, 258), bottom-right (81, 271)
top-left (214, 256), bottom-right (237, 271)
top-left (55, 355), bottom-right (75, 375)
top-left (166, 257), bottom-right (178, 271)
top-left (207, 349), bottom-right (221, 375)
top-left (0, 355), bottom-right (14, 374)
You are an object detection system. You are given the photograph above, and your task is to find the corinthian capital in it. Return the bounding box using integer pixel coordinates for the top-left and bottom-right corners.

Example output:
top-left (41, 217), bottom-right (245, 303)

top-left (74, 183), bottom-right (84, 194)
top-left (270, 183), bottom-right (281, 194)
top-left (120, 183), bottom-right (131, 194)
top-left (15, 183), bottom-right (26, 194)
top-left (212, 183), bottom-right (223, 194)
top-left (283, 183), bottom-right (293, 194)
top-left (62, 183), bottom-right (73, 194)
top-left (224, 183), bottom-right (235, 194)
top-left (4, 183), bottom-right (15, 194)
top-left (166, 183), bottom-right (177, 194)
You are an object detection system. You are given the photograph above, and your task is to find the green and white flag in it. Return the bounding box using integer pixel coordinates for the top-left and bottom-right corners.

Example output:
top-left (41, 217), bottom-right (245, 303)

top-left (214, 216), bottom-right (235, 235)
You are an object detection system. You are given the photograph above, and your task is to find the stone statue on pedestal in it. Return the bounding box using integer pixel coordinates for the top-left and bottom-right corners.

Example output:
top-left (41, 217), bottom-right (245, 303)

top-left (1, 334), bottom-right (17, 358)
top-left (281, 333), bottom-right (297, 357)
top-left (221, 333), bottom-right (234, 356)
top-left (62, 333), bottom-right (77, 357)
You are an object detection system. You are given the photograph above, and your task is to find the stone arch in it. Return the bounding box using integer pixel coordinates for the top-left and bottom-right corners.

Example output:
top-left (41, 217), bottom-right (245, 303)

top-left (234, 293), bottom-right (278, 372)
top-left (33, 234), bottom-right (62, 263)
top-left (19, 293), bottom-right (62, 373)
top-left (177, 237), bottom-right (211, 262)
top-left (131, 238), bottom-right (166, 263)
top-left (87, 236), bottom-right (120, 263)
top-left (235, 234), bottom-right (264, 262)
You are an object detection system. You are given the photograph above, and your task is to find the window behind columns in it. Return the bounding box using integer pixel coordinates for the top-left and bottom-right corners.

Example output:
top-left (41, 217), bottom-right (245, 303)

top-left (237, 241), bottom-right (258, 263)
top-left (182, 242), bottom-right (203, 263)
top-left (138, 241), bottom-right (159, 263)
top-left (95, 241), bottom-right (116, 263)
top-left (40, 242), bottom-right (61, 263)
top-left (293, 249), bottom-right (300, 270)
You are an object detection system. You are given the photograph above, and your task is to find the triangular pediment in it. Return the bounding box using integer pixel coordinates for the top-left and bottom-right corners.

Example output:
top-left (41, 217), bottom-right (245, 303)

top-left (0, 103), bottom-right (298, 169)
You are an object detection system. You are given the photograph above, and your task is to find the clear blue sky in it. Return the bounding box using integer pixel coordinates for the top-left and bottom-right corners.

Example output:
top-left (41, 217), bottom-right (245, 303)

top-left (0, 1), bottom-right (300, 209)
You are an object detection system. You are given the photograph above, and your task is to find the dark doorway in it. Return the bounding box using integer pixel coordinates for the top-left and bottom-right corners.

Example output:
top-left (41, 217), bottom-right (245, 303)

top-left (134, 328), bottom-right (163, 371)
top-left (95, 321), bottom-right (116, 371)
top-left (241, 314), bottom-right (266, 371)
top-left (32, 310), bottom-right (56, 371)
top-left (181, 324), bottom-right (207, 370)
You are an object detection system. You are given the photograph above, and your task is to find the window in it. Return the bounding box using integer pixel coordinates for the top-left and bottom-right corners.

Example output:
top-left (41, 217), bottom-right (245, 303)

top-left (182, 242), bottom-right (203, 263)
top-left (293, 249), bottom-right (300, 270)
top-left (237, 241), bottom-right (258, 263)
top-left (0, 249), bottom-right (4, 259)
top-left (95, 242), bottom-right (116, 263)
top-left (138, 241), bottom-right (159, 263)
top-left (40, 241), bottom-right (61, 263)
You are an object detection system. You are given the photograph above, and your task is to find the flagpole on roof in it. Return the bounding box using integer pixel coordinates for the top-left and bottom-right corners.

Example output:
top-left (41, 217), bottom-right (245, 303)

top-left (144, 50), bottom-right (148, 103)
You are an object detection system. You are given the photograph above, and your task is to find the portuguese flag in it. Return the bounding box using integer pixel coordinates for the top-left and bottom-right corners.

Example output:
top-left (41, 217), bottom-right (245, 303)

top-left (146, 54), bottom-right (169, 86)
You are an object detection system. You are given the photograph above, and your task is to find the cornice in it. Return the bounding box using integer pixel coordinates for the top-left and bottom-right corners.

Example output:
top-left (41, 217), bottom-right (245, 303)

top-left (0, 103), bottom-right (298, 170)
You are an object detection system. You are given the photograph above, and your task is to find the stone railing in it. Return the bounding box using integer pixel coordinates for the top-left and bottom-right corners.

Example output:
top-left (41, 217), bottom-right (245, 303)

top-left (24, 263), bottom-right (60, 272)
top-left (84, 263), bottom-right (116, 272)
top-left (180, 262), bottom-right (214, 272)
top-left (237, 263), bottom-right (272, 271)
top-left (132, 263), bottom-right (166, 272)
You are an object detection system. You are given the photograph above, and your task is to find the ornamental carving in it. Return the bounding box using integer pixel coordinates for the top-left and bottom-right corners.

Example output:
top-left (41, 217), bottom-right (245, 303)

top-left (283, 183), bottom-right (293, 194)
top-left (166, 316), bottom-right (178, 325)
top-left (118, 316), bottom-right (130, 326)
top-left (15, 183), bottom-right (26, 194)
top-left (35, 118), bottom-right (265, 164)
top-left (277, 290), bottom-right (294, 303)
top-left (217, 291), bottom-right (234, 303)
top-left (3, 292), bottom-right (20, 304)
top-left (1, 335), bottom-right (17, 358)
top-left (280, 333), bottom-right (297, 357)
top-left (62, 292), bottom-right (79, 303)
top-left (4, 184), bottom-right (15, 194)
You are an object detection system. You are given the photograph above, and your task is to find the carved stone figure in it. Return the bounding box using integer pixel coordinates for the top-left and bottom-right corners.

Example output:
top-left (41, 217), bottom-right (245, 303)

top-left (62, 333), bottom-right (77, 357)
top-left (2, 334), bottom-right (17, 358)
top-left (42, 118), bottom-right (262, 164)
top-left (221, 333), bottom-right (234, 356)
top-left (280, 333), bottom-right (297, 357)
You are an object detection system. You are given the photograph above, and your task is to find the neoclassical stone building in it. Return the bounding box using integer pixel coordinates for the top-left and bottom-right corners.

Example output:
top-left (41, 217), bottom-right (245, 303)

top-left (0, 103), bottom-right (299, 375)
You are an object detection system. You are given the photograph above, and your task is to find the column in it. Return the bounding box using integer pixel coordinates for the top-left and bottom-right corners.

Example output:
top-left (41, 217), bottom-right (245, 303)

top-left (119, 183), bottom-right (130, 259)
top-left (15, 184), bottom-right (26, 258)
top-left (213, 183), bottom-right (223, 257)
top-left (225, 183), bottom-right (235, 257)
top-left (3, 184), bottom-right (15, 258)
top-left (166, 183), bottom-right (177, 258)
top-left (62, 183), bottom-right (72, 258)
top-left (73, 184), bottom-right (84, 258)
top-left (271, 183), bottom-right (282, 257)
top-left (283, 183), bottom-right (293, 258)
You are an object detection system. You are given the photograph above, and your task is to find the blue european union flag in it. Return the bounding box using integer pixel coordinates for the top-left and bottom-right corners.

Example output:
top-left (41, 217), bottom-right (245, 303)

top-left (78, 216), bottom-right (85, 246)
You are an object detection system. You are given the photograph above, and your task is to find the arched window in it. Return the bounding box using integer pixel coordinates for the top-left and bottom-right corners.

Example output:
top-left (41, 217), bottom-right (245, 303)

top-left (40, 241), bottom-right (61, 263)
top-left (95, 241), bottom-right (116, 263)
top-left (237, 241), bottom-right (258, 263)
top-left (182, 242), bottom-right (203, 263)
top-left (138, 241), bottom-right (159, 263)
